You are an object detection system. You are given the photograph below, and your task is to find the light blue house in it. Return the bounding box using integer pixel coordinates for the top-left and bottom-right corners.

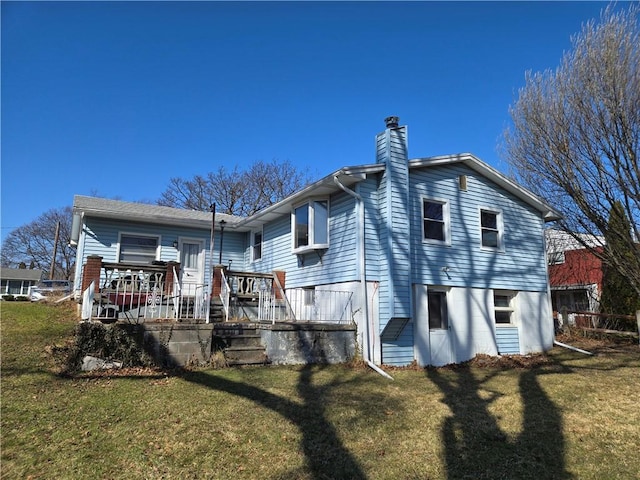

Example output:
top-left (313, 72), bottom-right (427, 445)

top-left (72, 117), bottom-right (560, 366)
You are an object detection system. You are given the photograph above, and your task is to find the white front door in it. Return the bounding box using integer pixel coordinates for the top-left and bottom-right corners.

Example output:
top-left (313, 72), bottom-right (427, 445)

top-left (179, 239), bottom-right (204, 296)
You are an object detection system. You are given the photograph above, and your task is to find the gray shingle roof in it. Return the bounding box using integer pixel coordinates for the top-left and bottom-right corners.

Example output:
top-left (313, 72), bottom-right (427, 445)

top-left (0, 267), bottom-right (43, 282)
top-left (73, 196), bottom-right (243, 230)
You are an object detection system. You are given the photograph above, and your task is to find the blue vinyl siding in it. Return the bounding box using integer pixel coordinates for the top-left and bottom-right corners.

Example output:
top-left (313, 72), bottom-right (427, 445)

top-left (361, 177), bottom-right (381, 280)
top-left (246, 190), bottom-right (359, 288)
top-left (382, 322), bottom-right (414, 366)
top-left (496, 327), bottom-right (520, 354)
top-left (409, 164), bottom-right (548, 291)
top-left (376, 126), bottom-right (414, 365)
top-left (377, 127), bottom-right (412, 322)
top-left (77, 217), bottom-right (245, 287)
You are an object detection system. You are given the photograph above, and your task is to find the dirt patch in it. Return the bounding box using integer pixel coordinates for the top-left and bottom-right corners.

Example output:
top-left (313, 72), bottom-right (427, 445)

top-left (555, 332), bottom-right (639, 355)
top-left (464, 353), bottom-right (552, 369)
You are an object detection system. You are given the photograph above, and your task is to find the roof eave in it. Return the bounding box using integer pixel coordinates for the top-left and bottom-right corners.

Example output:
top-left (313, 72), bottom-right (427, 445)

top-left (236, 164), bottom-right (383, 228)
top-left (72, 195), bottom-right (247, 231)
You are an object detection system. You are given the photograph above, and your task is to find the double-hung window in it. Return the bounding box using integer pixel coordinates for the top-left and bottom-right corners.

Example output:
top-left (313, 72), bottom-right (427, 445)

top-left (292, 199), bottom-right (329, 253)
top-left (423, 199), bottom-right (450, 244)
top-left (480, 209), bottom-right (503, 250)
top-left (494, 291), bottom-right (516, 324)
top-left (118, 233), bottom-right (159, 264)
top-left (252, 230), bottom-right (263, 262)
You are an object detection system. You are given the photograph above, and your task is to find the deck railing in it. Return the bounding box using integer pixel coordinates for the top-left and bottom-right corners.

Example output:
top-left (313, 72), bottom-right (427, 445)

top-left (82, 262), bottom-right (355, 325)
top-left (226, 271), bottom-right (274, 298)
top-left (218, 271), bottom-right (354, 324)
top-left (257, 288), bottom-right (354, 324)
top-left (84, 263), bottom-right (209, 322)
top-left (284, 288), bottom-right (354, 324)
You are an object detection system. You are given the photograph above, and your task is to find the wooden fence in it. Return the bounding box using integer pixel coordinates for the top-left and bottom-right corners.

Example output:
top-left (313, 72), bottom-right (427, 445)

top-left (556, 308), bottom-right (640, 342)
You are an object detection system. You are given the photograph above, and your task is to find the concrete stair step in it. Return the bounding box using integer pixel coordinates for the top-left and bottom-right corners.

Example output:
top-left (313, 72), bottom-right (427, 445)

top-left (211, 322), bottom-right (269, 366)
top-left (224, 346), bottom-right (269, 366)
top-left (222, 334), bottom-right (262, 348)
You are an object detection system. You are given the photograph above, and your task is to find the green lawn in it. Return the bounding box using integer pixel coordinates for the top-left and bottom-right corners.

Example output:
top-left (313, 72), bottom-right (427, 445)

top-left (2, 302), bottom-right (639, 479)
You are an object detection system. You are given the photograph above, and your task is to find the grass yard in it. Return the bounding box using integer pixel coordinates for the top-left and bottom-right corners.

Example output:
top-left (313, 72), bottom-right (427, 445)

top-left (2, 302), bottom-right (639, 480)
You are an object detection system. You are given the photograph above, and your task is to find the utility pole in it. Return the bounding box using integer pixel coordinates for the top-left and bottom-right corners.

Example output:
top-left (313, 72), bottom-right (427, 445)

top-left (209, 204), bottom-right (216, 286)
top-left (49, 221), bottom-right (60, 280)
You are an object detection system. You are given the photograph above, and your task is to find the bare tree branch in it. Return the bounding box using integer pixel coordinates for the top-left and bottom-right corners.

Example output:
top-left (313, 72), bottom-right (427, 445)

top-left (157, 159), bottom-right (311, 215)
top-left (503, 4), bottom-right (640, 296)
top-left (1, 207), bottom-right (75, 280)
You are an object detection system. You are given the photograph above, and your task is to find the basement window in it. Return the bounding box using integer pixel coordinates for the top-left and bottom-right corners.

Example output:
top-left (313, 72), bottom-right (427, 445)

top-left (494, 291), bottom-right (517, 325)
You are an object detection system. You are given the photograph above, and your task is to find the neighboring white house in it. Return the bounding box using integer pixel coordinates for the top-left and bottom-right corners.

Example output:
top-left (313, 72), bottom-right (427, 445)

top-left (0, 267), bottom-right (43, 299)
top-left (72, 117), bottom-right (561, 366)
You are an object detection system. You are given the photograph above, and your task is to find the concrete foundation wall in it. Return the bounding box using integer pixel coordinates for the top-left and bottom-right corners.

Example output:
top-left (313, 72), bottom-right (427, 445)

top-left (122, 323), bottom-right (215, 367)
top-left (122, 322), bottom-right (357, 367)
top-left (257, 323), bottom-right (357, 365)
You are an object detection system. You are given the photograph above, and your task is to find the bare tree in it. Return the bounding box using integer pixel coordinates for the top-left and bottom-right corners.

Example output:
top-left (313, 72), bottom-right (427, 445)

top-left (503, 4), bottom-right (640, 296)
top-left (157, 159), bottom-right (311, 215)
top-left (1, 207), bottom-right (75, 280)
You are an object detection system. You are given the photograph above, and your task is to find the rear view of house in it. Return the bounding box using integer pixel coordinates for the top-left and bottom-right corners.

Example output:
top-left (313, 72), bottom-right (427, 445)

top-left (72, 117), bottom-right (561, 367)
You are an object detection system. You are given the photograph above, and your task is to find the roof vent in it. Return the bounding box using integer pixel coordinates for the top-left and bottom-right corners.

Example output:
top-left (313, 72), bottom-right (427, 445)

top-left (385, 116), bottom-right (399, 128)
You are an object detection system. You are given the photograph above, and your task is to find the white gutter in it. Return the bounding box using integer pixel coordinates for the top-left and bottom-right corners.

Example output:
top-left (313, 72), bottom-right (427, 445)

top-left (334, 175), bottom-right (393, 380)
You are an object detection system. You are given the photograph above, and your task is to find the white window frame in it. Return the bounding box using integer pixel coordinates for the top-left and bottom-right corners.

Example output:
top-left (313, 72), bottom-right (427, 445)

top-left (479, 207), bottom-right (504, 251)
top-left (292, 198), bottom-right (330, 254)
top-left (493, 290), bottom-right (517, 325)
top-left (548, 250), bottom-right (565, 265)
top-left (251, 229), bottom-right (263, 262)
top-left (422, 197), bottom-right (451, 245)
top-left (117, 232), bottom-right (160, 264)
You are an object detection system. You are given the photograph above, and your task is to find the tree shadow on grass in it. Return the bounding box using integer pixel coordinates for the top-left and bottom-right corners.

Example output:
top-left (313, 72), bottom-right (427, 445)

top-left (183, 365), bottom-right (370, 480)
top-left (426, 365), bottom-right (572, 480)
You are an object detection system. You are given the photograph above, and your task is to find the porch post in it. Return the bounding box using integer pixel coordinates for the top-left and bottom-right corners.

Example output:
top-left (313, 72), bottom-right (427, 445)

top-left (212, 265), bottom-right (224, 297)
top-left (165, 262), bottom-right (180, 294)
top-left (81, 256), bottom-right (103, 293)
top-left (273, 270), bottom-right (286, 299)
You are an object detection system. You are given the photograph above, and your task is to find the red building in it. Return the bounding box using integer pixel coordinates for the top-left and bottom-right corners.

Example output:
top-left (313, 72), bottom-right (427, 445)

top-left (546, 230), bottom-right (604, 313)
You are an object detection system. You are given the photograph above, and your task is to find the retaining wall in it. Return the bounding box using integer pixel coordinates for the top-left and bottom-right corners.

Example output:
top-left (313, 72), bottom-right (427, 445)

top-left (120, 322), bottom-right (357, 367)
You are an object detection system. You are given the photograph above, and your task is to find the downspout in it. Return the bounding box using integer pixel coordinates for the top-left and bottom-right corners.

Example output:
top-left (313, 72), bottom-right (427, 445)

top-left (334, 175), bottom-right (393, 380)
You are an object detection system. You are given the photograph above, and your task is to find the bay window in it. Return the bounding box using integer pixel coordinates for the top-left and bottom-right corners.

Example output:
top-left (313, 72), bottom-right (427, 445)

top-left (293, 199), bottom-right (329, 253)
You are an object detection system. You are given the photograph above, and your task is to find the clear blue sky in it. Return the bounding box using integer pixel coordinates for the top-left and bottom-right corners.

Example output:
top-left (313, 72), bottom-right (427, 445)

top-left (1, 1), bottom-right (614, 240)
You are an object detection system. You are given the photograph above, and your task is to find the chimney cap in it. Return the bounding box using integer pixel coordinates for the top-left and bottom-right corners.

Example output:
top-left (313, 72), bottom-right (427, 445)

top-left (385, 116), bottom-right (399, 128)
